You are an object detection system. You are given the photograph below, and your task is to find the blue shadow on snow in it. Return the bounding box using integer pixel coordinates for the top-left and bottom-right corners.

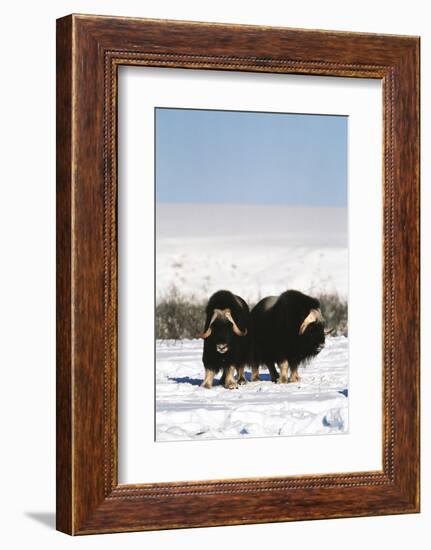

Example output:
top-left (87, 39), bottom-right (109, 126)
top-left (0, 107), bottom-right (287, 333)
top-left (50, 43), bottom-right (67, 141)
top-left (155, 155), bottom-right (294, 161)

top-left (170, 370), bottom-right (274, 386)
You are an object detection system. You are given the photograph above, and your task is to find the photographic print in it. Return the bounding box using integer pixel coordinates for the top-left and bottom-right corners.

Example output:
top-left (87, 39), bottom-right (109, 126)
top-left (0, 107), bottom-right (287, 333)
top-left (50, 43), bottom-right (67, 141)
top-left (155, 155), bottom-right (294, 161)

top-left (155, 107), bottom-right (348, 442)
top-left (57, 16), bottom-right (420, 533)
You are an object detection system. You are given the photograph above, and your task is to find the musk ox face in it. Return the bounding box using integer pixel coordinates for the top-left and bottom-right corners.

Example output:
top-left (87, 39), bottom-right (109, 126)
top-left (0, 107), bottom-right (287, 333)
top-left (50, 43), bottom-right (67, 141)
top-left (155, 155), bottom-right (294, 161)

top-left (301, 317), bottom-right (326, 354)
top-left (299, 308), bottom-right (324, 335)
top-left (200, 308), bottom-right (247, 355)
top-left (299, 307), bottom-right (326, 353)
top-left (209, 318), bottom-right (234, 354)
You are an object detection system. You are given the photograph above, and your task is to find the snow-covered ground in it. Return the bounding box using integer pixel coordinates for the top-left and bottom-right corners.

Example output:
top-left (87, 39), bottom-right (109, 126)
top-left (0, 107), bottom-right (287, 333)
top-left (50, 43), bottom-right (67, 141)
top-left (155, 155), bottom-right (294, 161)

top-left (156, 203), bottom-right (348, 302)
top-left (156, 336), bottom-right (349, 442)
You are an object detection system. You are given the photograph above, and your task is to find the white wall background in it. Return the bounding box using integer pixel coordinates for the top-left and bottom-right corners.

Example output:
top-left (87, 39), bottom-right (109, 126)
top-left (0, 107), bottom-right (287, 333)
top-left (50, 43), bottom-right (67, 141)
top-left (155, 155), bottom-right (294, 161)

top-left (0, 1), bottom-right (427, 548)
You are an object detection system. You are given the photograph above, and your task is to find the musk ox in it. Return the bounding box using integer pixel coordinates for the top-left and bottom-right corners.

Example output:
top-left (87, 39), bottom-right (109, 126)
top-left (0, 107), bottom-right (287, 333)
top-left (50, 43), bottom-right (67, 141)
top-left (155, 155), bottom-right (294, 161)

top-left (251, 289), bottom-right (325, 384)
top-left (199, 290), bottom-right (251, 389)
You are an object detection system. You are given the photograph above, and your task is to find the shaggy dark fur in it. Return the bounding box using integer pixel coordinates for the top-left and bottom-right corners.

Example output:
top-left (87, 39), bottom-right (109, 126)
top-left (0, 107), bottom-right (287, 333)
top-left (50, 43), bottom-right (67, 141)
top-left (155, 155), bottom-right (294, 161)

top-left (251, 289), bottom-right (325, 383)
top-left (201, 290), bottom-right (251, 388)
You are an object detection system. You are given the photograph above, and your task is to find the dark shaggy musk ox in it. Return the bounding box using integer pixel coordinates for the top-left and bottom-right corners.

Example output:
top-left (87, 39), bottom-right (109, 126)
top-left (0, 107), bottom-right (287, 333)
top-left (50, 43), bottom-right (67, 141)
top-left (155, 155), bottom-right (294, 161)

top-left (251, 290), bottom-right (325, 384)
top-left (199, 290), bottom-right (251, 389)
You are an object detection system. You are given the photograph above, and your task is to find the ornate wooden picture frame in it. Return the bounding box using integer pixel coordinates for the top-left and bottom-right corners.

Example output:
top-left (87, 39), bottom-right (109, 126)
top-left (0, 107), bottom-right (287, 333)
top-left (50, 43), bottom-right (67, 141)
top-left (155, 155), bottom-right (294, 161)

top-left (56, 14), bottom-right (420, 535)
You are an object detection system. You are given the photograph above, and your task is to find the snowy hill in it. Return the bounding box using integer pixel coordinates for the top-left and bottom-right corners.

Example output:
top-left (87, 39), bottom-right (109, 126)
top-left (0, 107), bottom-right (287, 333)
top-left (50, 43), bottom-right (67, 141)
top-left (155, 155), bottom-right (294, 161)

top-left (156, 203), bottom-right (348, 303)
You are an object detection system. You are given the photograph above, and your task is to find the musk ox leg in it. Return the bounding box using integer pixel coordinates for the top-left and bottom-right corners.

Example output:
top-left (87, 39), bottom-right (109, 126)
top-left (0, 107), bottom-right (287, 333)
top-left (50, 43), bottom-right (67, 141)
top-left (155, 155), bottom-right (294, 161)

top-left (236, 366), bottom-right (247, 385)
top-left (251, 365), bottom-right (260, 382)
top-left (201, 368), bottom-right (215, 389)
top-left (224, 366), bottom-right (238, 389)
top-left (219, 370), bottom-right (226, 386)
top-left (268, 362), bottom-right (279, 383)
top-left (288, 366), bottom-right (301, 383)
top-left (278, 360), bottom-right (289, 384)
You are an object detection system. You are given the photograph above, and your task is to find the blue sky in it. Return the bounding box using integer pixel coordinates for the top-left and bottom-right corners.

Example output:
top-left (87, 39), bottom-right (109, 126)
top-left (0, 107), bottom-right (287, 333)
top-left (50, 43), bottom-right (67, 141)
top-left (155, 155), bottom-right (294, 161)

top-left (155, 108), bottom-right (347, 208)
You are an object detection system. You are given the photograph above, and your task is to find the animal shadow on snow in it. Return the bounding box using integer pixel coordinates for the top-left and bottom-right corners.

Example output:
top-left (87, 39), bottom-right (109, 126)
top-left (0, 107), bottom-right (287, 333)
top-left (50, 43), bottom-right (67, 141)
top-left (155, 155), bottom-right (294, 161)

top-left (169, 376), bottom-right (204, 386)
top-left (169, 371), bottom-right (273, 386)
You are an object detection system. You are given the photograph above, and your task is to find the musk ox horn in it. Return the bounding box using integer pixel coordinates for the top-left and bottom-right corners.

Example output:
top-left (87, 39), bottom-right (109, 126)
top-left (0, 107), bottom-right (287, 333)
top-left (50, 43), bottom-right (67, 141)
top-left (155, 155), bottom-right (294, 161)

top-left (198, 309), bottom-right (222, 339)
top-left (199, 328), bottom-right (212, 339)
top-left (198, 308), bottom-right (248, 338)
top-left (224, 309), bottom-right (248, 337)
top-left (324, 328), bottom-right (335, 336)
top-left (299, 308), bottom-right (324, 335)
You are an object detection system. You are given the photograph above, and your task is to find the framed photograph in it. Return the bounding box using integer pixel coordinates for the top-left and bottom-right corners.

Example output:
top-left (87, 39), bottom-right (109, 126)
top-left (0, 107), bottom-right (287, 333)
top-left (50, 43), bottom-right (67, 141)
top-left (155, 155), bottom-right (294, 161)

top-left (56, 14), bottom-right (420, 535)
